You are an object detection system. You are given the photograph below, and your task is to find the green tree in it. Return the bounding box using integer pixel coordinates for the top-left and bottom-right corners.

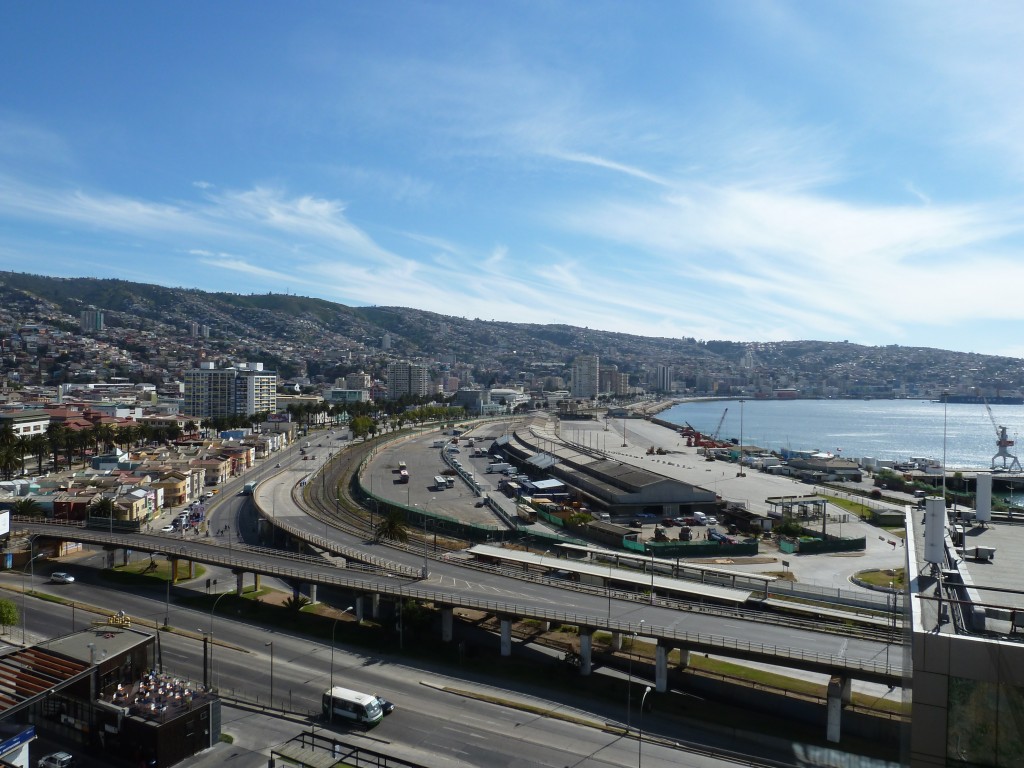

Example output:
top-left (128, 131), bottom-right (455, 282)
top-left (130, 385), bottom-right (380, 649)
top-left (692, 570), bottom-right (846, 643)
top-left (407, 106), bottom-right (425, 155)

top-left (0, 599), bottom-right (18, 636)
top-left (26, 434), bottom-right (49, 475)
top-left (91, 496), bottom-right (118, 524)
top-left (11, 498), bottom-right (43, 518)
top-left (350, 415), bottom-right (374, 441)
top-left (374, 509), bottom-right (409, 543)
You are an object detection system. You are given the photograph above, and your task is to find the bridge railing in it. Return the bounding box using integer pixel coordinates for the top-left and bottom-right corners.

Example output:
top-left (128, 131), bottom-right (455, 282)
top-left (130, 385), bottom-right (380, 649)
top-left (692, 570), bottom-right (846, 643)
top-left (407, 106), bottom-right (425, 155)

top-left (17, 522), bottom-right (899, 681)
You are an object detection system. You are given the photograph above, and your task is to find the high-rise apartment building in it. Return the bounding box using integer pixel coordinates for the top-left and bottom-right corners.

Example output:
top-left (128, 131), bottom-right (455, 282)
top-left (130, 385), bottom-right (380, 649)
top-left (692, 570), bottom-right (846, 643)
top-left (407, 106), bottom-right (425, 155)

top-left (656, 364), bottom-right (673, 393)
top-left (386, 362), bottom-right (429, 400)
top-left (79, 309), bottom-right (104, 332)
top-left (570, 355), bottom-right (600, 399)
top-left (184, 362), bottom-right (277, 419)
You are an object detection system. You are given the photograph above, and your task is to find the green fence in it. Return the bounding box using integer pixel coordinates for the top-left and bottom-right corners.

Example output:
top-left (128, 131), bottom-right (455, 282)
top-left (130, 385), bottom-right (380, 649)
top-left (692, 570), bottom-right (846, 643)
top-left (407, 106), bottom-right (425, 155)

top-left (623, 536), bottom-right (759, 558)
top-left (780, 535), bottom-right (866, 554)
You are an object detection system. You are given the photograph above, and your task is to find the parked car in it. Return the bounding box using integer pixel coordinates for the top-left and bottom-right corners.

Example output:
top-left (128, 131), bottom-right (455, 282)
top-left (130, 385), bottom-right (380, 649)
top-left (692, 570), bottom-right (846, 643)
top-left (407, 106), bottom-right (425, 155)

top-left (161, 525), bottom-right (176, 533)
top-left (38, 753), bottom-right (75, 768)
top-left (50, 572), bottom-right (74, 584)
top-left (706, 516), bottom-right (718, 526)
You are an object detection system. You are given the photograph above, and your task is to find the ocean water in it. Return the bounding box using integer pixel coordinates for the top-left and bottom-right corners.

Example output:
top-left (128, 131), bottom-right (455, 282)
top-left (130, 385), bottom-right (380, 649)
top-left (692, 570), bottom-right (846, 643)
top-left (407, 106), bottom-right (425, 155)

top-left (659, 398), bottom-right (1024, 470)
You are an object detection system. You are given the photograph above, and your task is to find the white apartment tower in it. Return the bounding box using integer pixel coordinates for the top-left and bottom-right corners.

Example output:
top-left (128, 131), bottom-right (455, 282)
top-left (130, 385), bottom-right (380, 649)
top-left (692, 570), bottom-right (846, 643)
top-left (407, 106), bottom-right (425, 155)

top-left (184, 362), bottom-right (277, 419)
top-left (386, 361), bottom-right (430, 400)
top-left (570, 355), bottom-right (600, 399)
top-left (656, 364), bottom-right (673, 393)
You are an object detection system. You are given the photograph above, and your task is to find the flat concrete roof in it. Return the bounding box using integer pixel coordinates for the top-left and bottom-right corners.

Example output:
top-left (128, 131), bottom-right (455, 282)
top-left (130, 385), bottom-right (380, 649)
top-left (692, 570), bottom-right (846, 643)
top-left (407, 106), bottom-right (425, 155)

top-left (467, 544), bottom-right (753, 604)
top-left (909, 505), bottom-right (1024, 638)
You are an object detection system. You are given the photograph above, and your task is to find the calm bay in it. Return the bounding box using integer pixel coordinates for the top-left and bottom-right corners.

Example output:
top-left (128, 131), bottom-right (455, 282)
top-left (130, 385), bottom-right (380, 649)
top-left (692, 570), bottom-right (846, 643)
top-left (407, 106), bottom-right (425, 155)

top-left (658, 398), bottom-right (1024, 470)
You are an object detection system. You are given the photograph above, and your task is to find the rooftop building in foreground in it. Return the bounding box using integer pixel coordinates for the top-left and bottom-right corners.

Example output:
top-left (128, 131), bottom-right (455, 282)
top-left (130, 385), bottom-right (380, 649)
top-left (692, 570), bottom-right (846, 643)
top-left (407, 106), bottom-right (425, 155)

top-left (907, 473), bottom-right (1024, 767)
top-left (0, 619), bottom-right (220, 767)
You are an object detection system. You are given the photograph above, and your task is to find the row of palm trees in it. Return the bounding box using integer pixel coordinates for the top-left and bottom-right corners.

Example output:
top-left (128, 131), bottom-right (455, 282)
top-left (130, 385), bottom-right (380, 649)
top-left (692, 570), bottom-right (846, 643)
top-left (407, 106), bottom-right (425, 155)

top-left (0, 419), bottom-right (207, 481)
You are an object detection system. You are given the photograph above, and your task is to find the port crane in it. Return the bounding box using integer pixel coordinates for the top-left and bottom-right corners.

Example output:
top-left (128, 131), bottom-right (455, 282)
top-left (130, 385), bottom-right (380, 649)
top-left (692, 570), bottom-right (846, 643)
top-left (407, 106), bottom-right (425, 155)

top-left (986, 403), bottom-right (1022, 472)
top-left (712, 407), bottom-right (729, 443)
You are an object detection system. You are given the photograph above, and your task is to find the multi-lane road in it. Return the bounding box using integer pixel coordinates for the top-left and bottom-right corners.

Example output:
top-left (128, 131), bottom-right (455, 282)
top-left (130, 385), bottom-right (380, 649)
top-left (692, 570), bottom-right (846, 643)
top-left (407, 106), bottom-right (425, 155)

top-left (10, 423), bottom-right (902, 766)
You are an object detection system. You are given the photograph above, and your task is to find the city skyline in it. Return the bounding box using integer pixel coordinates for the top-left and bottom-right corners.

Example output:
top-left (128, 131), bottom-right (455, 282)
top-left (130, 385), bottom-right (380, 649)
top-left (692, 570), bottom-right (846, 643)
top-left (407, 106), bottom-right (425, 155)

top-left (3, 3), bottom-right (1024, 357)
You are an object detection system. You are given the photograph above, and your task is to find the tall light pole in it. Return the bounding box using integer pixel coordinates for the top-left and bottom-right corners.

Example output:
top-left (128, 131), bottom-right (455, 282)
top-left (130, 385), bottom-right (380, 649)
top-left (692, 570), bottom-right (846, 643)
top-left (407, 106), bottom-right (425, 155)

top-left (738, 398), bottom-right (745, 476)
top-left (638, 685), bottom-right (652, 766)
top-left (329, 606), bottom-right (355, 724)
top-left (627, 619), bottom-right (645, 732)
top-left (423, 497), bottom-right (435, 579)
top-left (646, 546), bottom-right (655, 605)
top-left (21, 551), bottom-right (44, 644)
top-left (207, 590), bottom-right (230, 688)
top-left (265, 641), bottom-right (274, 708)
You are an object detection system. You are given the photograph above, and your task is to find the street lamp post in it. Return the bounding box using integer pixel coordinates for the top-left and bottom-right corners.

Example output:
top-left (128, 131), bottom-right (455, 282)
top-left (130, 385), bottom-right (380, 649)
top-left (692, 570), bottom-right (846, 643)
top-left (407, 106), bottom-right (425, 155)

top-left (423, 497), bottom-right (435, 579)
top-left (738, 398), bottom-right (745, 476)
top-left (647, 547), bottom-right (655, 605)
top-left (21, 550), bottom-right (44, 644)
top-left (638, 685), bottom-right (652, 766)
top-left (208, 590), bottom-right (230, 688)
top-left (627, 619), bottom-right (645, 732)
top-left (265, 641), bottom-right (274, 708)
top-left (329, 606), bottom-right (355, 724)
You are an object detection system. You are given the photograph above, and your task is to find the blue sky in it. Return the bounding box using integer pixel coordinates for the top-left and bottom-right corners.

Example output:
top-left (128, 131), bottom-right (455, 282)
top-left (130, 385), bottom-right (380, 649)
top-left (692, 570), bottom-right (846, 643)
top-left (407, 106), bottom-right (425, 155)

top-left (3, 2), bottom-right (1024, 356)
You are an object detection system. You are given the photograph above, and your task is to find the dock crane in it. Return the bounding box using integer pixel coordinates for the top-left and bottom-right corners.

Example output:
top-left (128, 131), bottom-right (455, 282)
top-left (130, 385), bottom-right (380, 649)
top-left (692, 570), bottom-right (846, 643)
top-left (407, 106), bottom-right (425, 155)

top-left (712, 407), bottom-right (729, 443)
top-left (986, 402), bottom-right (1022, 472)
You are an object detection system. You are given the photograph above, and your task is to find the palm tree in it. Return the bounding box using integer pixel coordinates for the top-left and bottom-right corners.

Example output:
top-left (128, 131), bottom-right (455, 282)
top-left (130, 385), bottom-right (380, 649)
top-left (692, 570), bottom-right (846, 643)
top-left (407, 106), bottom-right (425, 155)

top-left (26, 434), bottom-right (49, 475)
top-left (0, 444), bottom-right (19, 480)
top-left (94, 422), bottom-right (116, 454)
top-left (116, 424), bottom-right (138, 451)
top-left (47, 423), bottom-right (70, 471)
top-left (11, 497), bottom-right (43, 518)
top-left (91, 496), bottom-right (118, 525)
top-left (374, 509), bottom-right (409, 543)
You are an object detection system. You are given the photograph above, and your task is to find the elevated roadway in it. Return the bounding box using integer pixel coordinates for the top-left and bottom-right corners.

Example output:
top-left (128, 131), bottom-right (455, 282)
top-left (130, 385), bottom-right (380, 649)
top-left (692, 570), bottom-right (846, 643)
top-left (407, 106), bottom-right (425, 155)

top-left (19, 519), bottom-right (899, 689)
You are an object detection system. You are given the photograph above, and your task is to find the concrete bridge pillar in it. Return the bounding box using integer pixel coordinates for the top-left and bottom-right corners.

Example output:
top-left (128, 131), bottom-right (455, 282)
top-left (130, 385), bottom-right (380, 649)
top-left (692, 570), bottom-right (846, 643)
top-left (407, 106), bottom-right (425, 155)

top-left (122, 548), bottom-right (130, 567)
top-left (676, 646), bottom-right (691, 670)
top-left (307, 584), bottom-right (317, 604)
top-left (655, 643), bottom-right (669, 693)
top-left (187, 560), bottom-right (195, 579)
top-left (370, 593), bottom-right (381, 620)
top-left (610, 631), bottom-right (623, 651)
top-left (355, 596), bottom-right (365, 622)
top-left (235, 571), bottom-right (245, 595)
top-left (579, 629), bottom-right (593, 676)
top-left (441, 607), bottom-right (454, 643)
top-left (826, 675), bottom-right (852, 743)
top-left (253, 573), bottom-right (261, 591)
top-left (500, 617), bottom-right (513, 657)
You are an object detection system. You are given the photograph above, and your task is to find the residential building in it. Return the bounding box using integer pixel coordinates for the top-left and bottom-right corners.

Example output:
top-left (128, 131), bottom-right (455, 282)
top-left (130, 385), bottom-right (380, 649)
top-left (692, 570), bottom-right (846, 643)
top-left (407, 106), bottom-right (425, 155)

top-left (656, 364), bottom-right (673, 393)
top-left (79, 308), bottom-right (104, 332)
top-left (183, 362), bottom-right (277, 419)
top-left (570, 355), bottom-right (599, 399)
top-left (386, 362), bottom-right (429, 400)
top-left (344, 371), bottom-right (372, 390)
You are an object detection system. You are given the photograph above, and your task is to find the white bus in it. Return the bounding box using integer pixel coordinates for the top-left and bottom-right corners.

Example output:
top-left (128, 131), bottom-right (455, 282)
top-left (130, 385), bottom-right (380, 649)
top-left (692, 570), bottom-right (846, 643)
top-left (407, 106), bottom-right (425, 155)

top-left (322, 686), bottom-right (383, 727)
top-left (433, 475), bottom-right (447, 491)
